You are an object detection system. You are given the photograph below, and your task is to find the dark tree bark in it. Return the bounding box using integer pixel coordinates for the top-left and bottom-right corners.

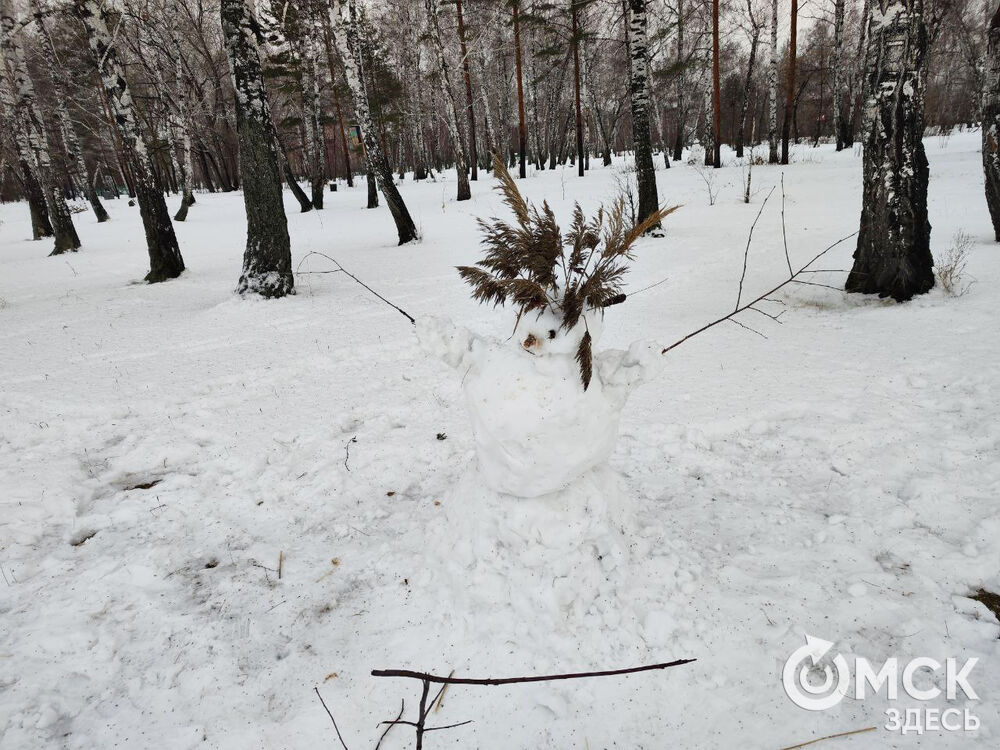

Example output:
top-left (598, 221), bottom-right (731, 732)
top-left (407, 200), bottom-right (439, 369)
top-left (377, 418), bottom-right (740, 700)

top-left (571, 0), bottom-right (585, 177)
top-left (513, 0), bottom-right (527, 178)
top-left (711, 0), bottom-right (721, 168)
top-left (626, 0), bottom-right (660, 228)
top-left (846, 0), bottom-right (934, 302)
top-left (21, 158), bottom-right (53, 239)
top-left (74, 0), bottom-right (185, 282)
top-left (673, 0), bottom-right (685, 162)
top-left (781, 0), bottom-right (798, 164)
top-left (276, 130), bottom-right (314, 213)
top-left (222, 0), bottom-right (294, 298)
top-left (984, 3), bottom-right (1000, 241)
top-left (832, 0), bottom-right (847, 151)
top-left (331, 0), bottom-right (417, 244)
top-left (736, 0), bottom-right (761, 159)
top-left (366, 169), bottom-right (378, 208)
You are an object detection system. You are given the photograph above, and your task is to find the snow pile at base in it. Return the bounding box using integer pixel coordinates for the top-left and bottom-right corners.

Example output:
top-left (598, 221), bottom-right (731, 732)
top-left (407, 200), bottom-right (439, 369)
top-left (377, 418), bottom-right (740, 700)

top-left (417, 313), bottom-right (662, 497)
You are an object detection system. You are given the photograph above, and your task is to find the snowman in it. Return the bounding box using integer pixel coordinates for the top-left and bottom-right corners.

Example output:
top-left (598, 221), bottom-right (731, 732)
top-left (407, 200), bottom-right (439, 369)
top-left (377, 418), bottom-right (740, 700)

top-left (419, 164), bottom-right (675, 498)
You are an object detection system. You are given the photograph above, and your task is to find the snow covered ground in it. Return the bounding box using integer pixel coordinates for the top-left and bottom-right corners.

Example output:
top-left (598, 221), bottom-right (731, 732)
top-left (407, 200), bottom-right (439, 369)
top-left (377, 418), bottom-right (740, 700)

top-left (1, 131), bottom-right (998, 749)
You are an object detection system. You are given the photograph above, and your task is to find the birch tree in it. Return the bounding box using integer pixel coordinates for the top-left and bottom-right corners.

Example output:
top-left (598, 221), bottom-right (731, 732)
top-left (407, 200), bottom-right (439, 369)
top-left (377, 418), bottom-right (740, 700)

top-left (846, 0), bottom-right (934, 301)
top-left (626, 0), bottom-right (659, 227)
top-left (1, 0), bottom-right (80, 255)
top-left (73, 0), bottom-right (185, 281)
top-left (768, 0), bottom-right (779, 162)
top-left (31, 0), bottom-right (109, 223)
top-left (221, 0), bottom-right (294, 298)
top-left (169, 4), bottom-right (196, 221)
top-left (331, 0), bottom-right (418, 243)
top-left (832, 0), bottom-right (847, 150)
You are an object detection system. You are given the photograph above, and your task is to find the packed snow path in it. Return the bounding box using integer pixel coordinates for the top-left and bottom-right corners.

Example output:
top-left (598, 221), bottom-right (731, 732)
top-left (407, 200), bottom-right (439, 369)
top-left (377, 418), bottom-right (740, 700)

top-left (1, 133), bottom-right (998, 748)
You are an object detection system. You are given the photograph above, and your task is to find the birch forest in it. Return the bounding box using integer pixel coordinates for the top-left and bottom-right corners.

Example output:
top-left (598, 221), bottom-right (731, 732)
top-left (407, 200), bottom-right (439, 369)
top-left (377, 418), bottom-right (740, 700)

top-left (1, 0), bottom-right (996, 270)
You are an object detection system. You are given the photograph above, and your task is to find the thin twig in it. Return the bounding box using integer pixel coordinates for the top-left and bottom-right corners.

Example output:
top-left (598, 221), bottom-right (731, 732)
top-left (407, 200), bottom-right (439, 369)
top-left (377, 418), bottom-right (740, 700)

top-left (314, 687), bottom-right (350, 750)
top-left (729, 318), bottom-right (767, 338)
top-left (661, 232), bottom-right (858, 355)
top-left (372, 658), bottom-right (696, 686)
top-left (792, 279), bottom-right (843, 291)
top-left (736, 185), bottom-right (776, 311)
top-left (433, 670), bottom-right (455, 712)
top-left (344, 436), bottom-right (357, 472)
top-left (296, 252), bottom-right (416, 324)
top-left (374, 700), bottom-right (405, 750)
top-left (628, 275), bottom-right (670, 297)
top-left (781, 173), bottom-right (793, 277)
top-left (779, 725), bottom-right (878, 749)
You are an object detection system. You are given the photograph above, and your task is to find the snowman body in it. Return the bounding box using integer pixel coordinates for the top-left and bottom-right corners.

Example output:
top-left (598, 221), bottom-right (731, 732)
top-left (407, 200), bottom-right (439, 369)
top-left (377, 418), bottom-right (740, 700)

top-left (418, 310), bottom-right (661, 498)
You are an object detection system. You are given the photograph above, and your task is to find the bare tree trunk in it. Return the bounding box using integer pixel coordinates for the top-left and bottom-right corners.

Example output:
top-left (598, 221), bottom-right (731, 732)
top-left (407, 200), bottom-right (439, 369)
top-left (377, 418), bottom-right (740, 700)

top-left (424, 0), bottom-right (471, 201)
top-left (833, 0), bottom-right (847, 150)
top-left (846, 0), bottom-right (934, 301)
top-left (301, 11), bottom-right (325, 210)
top-left (626, 0), bottom-right (660, 227)
top-left (513, 0), bottom-right (527, 178)
top-left (331, 0), bottom-right (417, 243)
top-left (736, 22), bottom-right (760, 158)
top-left (18, 157), bottom-right (53, 238)
top-left (222, 0), bottom-right (293, 298)
top-left (171, 6), bottom-right (196, 221)
top-left (673, 0), bottom-right (685, 162)
top-left (781, 0), bottom-right (798, 164)
top-left (74, 0), bottom-right (185, 281)
top-left (571, 0), bottom-right (585, 176)
top-left (984, 3), bottom-right (1000, 241)
top-left (768, 0), bottom-right (779, 162)
top-left (455, 0), bottom-right (478, 180)
top-left (711, 0), bottom-right (721, 167)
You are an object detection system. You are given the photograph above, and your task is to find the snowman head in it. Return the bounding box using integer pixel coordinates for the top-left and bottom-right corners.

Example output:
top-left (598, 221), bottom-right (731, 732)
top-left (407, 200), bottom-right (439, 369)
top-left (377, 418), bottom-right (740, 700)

top-left (513, 304), bottom-right (604, 357)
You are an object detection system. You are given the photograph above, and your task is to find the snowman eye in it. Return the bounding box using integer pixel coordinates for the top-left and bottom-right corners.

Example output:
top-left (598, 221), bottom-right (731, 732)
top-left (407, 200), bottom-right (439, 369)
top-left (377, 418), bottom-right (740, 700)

top-left (548, 330), bottom-right (556, 339)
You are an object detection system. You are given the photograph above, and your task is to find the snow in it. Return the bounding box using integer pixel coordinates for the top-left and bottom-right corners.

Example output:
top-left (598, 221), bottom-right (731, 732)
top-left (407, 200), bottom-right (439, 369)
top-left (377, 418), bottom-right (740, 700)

top-left (2, 131), bottom-right (1000, 749)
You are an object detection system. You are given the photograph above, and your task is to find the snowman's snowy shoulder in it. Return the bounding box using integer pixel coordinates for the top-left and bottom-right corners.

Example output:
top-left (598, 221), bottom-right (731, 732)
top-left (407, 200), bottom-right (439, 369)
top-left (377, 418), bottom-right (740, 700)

top-left (416, 315), bottom-right (492, 370)
top-left (596, 339), bottom-right (665, 389)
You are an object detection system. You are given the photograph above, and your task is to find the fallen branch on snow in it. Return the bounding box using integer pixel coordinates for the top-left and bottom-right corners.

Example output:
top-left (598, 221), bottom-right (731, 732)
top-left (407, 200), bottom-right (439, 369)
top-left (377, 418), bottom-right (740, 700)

top-left (662, 174), bottom-right (858, 355)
